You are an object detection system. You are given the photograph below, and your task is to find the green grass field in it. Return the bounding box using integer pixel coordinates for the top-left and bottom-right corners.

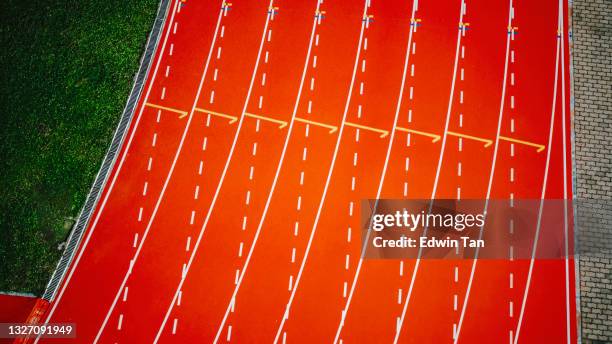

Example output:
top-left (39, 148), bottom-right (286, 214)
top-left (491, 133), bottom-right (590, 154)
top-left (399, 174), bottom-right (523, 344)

top-left (0, 0), bottom-right (158, 295)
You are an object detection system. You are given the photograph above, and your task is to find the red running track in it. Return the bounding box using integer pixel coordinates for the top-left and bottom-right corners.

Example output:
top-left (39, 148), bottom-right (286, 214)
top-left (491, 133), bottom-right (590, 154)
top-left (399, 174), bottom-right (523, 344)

top-left (25, 0), bottom-right (576, 343)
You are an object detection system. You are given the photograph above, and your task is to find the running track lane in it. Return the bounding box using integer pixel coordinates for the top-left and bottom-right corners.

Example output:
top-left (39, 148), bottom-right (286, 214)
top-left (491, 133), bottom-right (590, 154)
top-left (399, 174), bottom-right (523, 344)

top-left (335, 0), bottom-right (502, 341)
top-left (274, 0), bottom-right (417, 341)
top-left (204, 0), bottom-right (364, 342)
top-left (39, 1), bottom-right (219, 342)
top-left (153, 1), bottom-right (318, 342)
top-left (393, 0), bottom-right (510, 342)
top-left (457, 1), bottom-right (576, 342)
top-left (93, 1), bottom-right (272, 343)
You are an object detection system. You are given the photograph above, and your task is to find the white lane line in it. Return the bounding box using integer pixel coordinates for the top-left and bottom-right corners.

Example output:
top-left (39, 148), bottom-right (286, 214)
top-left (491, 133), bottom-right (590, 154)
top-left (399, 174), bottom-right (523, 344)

top-left (395, 1), bottom-right (469, 342)
top-left (34, 3), bottom-right (178, 330)
top-left (272, 2), bottom-right (370, 342)
top-left (513, 3), bottom-right (565, 343)
top-left (213, 1), bottom-right (326, 341)
top-left (560, 1), bottom-right (572, 340)
top-left (90, 3), bottom-right (226, 343)
top-left (455, 2), bottom-right (560, 342)
top-left (334, 1), bottom-right (417, 343)
top-left (451, 0), bottom-right (515, 341)
top-left (153, 2), bottom-right (276, 342)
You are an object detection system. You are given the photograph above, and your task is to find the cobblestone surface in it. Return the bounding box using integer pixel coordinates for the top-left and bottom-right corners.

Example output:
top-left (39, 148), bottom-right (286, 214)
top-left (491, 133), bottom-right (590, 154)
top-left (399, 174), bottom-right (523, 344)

top-left (572, 0), bottom-right (612, 341)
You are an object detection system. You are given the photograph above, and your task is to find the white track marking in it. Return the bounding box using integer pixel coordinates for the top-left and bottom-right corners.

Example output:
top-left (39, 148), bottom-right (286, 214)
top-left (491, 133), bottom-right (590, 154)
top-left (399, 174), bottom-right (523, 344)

top-left (454, 2), bottom-right (561, 342)
top-left (394, 1), bottom-right (469, 342)
top-left (36, 1), bottom-right (181, 333)
top-left (91, 4), bottom-right (226, 343)
top-left (560, 0), bottom-right (572, 340)
top-left (212, 1), bottom-right (325, 341)
top-left (451, 1), bottom-right (518, 341)
top-left (153, 2), bottom-right (276, 342)
top-left (333, 2), bottom-right (418, 342)
top-left (272, 2), bottom-right (369, 342)
top-left (514, 2), bottom-right (566, 343)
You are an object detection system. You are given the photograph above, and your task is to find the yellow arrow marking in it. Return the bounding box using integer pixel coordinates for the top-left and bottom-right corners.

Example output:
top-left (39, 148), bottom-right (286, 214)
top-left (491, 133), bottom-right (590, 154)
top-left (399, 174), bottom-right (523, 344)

top-left (499, 136), bottom-right (545, 153)
top-left (244, 112), bottom-right (287, 129)
top-left (447, 131), bottom-right (493, 147)
top-left (395, 126), bottom-right (441, 142)
top-left (344, 121), bottom-right (389, 138)
top-left (295, 117), bottom-right (338, 134)
top-left (194, 107), bottom-right (238, 124)
top-left (145, 103), bottom-right (188, 118)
